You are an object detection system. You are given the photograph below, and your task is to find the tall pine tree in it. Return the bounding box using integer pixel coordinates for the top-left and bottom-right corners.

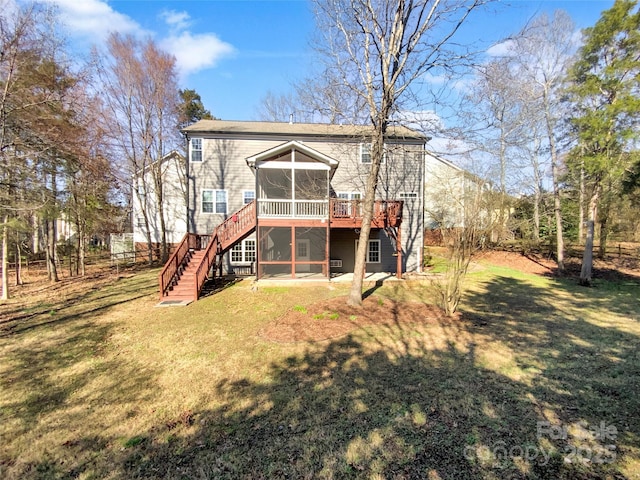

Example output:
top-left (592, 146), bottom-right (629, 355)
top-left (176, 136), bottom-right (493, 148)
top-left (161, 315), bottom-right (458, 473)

top-left (566, 0), bottom-right (640, 285)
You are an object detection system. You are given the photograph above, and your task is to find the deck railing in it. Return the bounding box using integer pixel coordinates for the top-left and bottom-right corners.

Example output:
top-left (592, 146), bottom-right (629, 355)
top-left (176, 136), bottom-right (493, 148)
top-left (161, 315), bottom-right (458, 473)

top-left (330, 199), bottom-right (403, 227)
top-left (258, 199), bottom-right (328, 218)
top-left (256, 198), bottom-right (402, 225)
top-left (194, 233), bottom-right (220, 299)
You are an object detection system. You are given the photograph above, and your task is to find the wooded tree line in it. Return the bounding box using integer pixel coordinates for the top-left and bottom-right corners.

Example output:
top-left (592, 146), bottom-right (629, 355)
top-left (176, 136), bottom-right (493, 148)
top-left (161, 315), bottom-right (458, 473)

top-left (0, 2), bottom-right (211, 299)
top-left (463, 0), bottom-right (639, 285)
top-left (1, 0), bottom-right (638, 302)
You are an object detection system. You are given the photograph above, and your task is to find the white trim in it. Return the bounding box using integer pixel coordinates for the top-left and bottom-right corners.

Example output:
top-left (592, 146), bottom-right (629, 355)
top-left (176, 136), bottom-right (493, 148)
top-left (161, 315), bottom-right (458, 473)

top-left (355, 238), bottom-right (381, 264)
top-left (399, 192), bottom-right (418, 199)
top-left (337, 191), bottom-right (361, 200)
top-left (231, 239), bottom-right (256, 264)
top-left (246, 140), bottom-right (339, 168)
top-left (201, 189), bottom-right (227, 214)
top-left (243, 190), bottom-right (255, 205)
top-left (255, 160), bottom-right (331, 170)
top-left (359, 143), bottom-right (386, 164)
top-left (190, 138), bottom-right (202, 162)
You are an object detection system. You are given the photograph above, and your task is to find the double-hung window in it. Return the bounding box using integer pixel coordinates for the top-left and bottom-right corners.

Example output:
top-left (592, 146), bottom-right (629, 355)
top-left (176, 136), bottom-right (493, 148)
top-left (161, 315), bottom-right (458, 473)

top-left (360, 143), bottom-right (385, 164)
top-left (243, 190), bottom-right (255, 205)
top-left (231, 240), bottom-right (256, 263)
top-left (190, 138), bottom-right (202, 162)
top-left (367, 239), bottom-right (381, 263)
top-left (356, 239), bottom-right (381, 263)
top-left (202, 189), bottom-right (227, 214)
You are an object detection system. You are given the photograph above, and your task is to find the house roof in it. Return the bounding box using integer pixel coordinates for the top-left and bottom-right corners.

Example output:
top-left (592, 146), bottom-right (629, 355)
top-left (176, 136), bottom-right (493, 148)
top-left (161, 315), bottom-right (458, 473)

top-left (182, 120), bottom-right (426, 141)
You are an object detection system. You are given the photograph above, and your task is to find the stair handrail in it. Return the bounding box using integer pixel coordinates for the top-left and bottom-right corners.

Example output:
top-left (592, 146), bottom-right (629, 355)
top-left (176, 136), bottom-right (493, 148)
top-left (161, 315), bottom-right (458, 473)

top-left (159, 233), bottom-right (199, 299)
top-left (194, 233), bottom-right (220, 299)
top-left (217, 200), bottom-right (256, 250)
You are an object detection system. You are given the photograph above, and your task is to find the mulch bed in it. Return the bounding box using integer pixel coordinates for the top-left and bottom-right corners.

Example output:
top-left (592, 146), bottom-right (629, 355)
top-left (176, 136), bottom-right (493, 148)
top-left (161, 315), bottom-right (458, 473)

top-left (259, 295), bottom-right (456, 343)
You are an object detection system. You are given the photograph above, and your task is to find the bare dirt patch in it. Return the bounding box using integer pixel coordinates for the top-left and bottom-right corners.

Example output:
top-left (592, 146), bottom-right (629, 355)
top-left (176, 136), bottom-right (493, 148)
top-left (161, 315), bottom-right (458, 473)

top-left (475, 250), bottom-right (556, 275)
top-left (475, 249), bottom-right (640, 281)
top-left (260, 295), bottom-right (455, 343)
top-left (262, 249), bottom-right (640, 343)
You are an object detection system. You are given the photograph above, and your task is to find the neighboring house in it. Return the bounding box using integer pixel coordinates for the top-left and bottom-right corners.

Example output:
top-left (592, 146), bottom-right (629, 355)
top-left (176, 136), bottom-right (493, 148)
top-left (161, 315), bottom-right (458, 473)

top-left (156, 120), bottom-right (427, 302)
top-left (132, 150), bottom-right (187, 246)
top-left (423, 152), bottom-right (487, 231)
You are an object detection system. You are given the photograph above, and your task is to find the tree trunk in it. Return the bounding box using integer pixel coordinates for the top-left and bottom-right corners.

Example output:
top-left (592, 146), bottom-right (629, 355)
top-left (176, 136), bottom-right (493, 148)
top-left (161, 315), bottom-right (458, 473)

top-left (348, 132), bottom-right (385, 307)
top-left (33, 213), bottom-right (40, 254)
top-left (79, 223), bottom-right (86, 277)
top-left (545, 89), bottom-right (564, 272)
top-left (533, 189), bottom-right (540, 241)
top-left (578, 163), bottom-right (585, 242)
top-left (15, 237), bottom-right (23, 286)
top-left (46, 219), bottom-right (59, 282)
top-left (580, 186), bottom-right (599, 286)
top-left (552, 160), bottom-right (564, 272)
top-left (599, 216), bottom-right (608, 260)
top-left (1, 215), bottom-right (8, 300)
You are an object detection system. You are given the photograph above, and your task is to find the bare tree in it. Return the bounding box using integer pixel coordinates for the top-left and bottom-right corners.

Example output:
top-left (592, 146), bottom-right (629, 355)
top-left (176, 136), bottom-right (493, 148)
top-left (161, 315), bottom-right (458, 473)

top-left (97, 33), bottom-right (181, 264)
top-left (464, 58), bottom-right (527, 242)
top-left (312, 0), bottom-right (488, 306)
top-left (510, 11), bottom-right (578, 271)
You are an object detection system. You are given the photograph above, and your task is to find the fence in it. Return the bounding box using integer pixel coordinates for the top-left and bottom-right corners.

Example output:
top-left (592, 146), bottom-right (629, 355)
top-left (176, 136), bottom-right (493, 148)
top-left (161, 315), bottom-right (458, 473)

top-left (3, 243), bottom-right (177, 279)
top-left (110, 233), bottom-right (135, 264)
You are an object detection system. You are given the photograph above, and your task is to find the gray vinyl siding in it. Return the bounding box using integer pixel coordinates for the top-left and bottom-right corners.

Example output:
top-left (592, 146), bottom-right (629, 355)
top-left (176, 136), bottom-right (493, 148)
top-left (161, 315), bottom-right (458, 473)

top-left (186, 131), bottom-right (424, 274)
top-left (329, 229), bottom-right (398, 274)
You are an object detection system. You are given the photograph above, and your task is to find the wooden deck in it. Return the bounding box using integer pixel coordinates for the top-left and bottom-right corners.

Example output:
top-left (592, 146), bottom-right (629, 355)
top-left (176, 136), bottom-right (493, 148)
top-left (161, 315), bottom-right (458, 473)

top-left (158, 199), bottom-right (404, 304)
top-left (329, 199), bottom-right (403, 228)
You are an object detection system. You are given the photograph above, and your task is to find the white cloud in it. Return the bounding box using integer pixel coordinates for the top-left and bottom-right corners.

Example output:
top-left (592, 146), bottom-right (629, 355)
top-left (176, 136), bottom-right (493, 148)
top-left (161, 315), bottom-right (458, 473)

top-left (160, 9), bottom-right (191, 31)
top-left (160, 31), bottom-right (235, 78)
top-left (41, 0), bottom-right (148, 41)
top-left (486, 39), bottom-right (516, 57)
top-left (34, 0), bottom-right (234, 80)
top-left (394, 110), bottom-right (445, 133)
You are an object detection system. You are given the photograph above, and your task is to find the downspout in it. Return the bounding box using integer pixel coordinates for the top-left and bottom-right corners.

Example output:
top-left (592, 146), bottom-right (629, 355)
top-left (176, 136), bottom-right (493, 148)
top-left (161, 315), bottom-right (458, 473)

top-left (182, 131), bottom-right (192, 234)
top-left (418, 145), bottom-right (426, 273)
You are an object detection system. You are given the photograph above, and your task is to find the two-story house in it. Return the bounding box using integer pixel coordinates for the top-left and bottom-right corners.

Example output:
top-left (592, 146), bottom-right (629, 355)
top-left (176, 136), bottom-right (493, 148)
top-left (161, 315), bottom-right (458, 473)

top-left (157, 120), bottom-right (427, 303)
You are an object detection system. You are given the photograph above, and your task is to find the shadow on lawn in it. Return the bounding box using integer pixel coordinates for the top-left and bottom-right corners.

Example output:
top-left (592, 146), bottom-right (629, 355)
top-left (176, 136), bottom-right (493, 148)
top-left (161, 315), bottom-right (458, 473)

top-left (0, 273), bottom-right (161, 479)
top-left (112, 277), bottom-right (638, 479)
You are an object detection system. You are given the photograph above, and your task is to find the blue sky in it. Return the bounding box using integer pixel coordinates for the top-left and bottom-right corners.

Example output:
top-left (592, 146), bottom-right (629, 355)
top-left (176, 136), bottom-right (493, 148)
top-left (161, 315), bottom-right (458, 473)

top-left (33, 0), bottom-right (614, 121)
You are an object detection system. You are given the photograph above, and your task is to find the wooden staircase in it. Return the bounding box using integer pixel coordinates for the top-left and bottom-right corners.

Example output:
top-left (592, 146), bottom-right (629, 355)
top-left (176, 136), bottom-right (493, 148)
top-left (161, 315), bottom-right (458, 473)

top-left (158, 201), bottom-right (256, 304)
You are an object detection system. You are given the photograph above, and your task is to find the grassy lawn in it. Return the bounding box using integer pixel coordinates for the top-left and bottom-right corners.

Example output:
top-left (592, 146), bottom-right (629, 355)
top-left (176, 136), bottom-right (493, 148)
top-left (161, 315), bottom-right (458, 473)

top-left (1, 262), bottom-right (639, 479)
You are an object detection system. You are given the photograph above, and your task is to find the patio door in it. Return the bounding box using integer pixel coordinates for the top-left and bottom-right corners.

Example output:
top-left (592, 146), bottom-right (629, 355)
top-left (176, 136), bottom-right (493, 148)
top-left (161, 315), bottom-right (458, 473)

top-left (296, 239), bottom-right (311, 272)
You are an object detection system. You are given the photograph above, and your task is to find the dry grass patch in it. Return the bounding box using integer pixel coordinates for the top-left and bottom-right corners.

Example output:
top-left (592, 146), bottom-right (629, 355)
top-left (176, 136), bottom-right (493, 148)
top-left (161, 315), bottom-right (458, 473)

top-left (1, 260), bottom-right (639, 479)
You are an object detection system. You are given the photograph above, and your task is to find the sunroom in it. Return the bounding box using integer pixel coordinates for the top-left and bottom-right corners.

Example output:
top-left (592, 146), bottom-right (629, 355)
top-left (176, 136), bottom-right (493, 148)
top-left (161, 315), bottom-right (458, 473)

top-left (246, 141), bottom-right (338, 278)
top-left (246, 141), bottom-right (339, 219)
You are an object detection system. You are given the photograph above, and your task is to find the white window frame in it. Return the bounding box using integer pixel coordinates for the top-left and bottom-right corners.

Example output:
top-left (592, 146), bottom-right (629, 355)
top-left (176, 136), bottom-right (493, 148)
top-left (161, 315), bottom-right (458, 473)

top-left (202, 189), bottom-right (227, 214)
top-left (399, 192), bottom-right (418, 199)
top-left (337, 192), bottom-right (362, 216)
top-left (356, 239), bottom-right (381, 264)
top-left (243, 190), bottom-right (255, 205)
top-left (359, 143), bottom-right (385, 164)
top-left (231, 239), bottom-right (256, 264)
top-left (190, 138), bottom-right (202, 162)
top-left (337, 192), bottom-right (361, 200)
